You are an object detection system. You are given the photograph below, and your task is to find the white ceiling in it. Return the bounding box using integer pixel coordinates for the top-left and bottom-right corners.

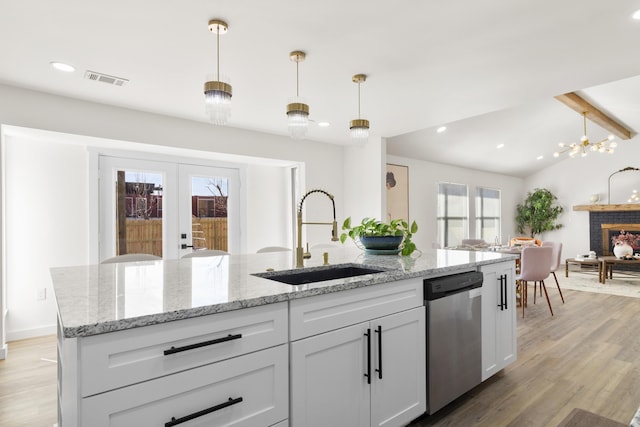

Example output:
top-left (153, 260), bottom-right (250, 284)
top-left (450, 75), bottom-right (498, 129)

top-left (1, 0), bottom-right (640, 177)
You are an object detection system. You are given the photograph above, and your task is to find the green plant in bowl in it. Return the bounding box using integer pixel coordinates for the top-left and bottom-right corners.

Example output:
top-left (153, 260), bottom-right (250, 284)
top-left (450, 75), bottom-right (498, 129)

top-left (339, 217), bottom-right (418, 256)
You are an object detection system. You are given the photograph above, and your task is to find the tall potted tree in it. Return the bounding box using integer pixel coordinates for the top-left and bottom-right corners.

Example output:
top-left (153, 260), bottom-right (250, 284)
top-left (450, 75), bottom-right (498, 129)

top-left (515, 188), bottom-right (563, 237)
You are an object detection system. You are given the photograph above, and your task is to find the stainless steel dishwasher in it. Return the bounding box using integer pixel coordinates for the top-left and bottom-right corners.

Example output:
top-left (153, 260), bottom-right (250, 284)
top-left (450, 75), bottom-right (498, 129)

top-left (424, 271), bottom-right (483, 414)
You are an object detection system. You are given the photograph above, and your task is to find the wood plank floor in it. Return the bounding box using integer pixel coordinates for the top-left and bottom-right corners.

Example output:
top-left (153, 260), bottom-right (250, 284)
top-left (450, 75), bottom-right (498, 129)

top-left (2, 287), bottom-right (640, 427)
top-left (411, 286), bottom-right (640, 426)
top-left (0, 334), bottom-right (57, 427)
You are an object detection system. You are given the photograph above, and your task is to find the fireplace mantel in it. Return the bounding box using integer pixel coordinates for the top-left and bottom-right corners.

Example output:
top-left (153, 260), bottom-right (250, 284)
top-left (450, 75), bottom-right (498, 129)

top-left (573, 204), bottom-right (640, 212)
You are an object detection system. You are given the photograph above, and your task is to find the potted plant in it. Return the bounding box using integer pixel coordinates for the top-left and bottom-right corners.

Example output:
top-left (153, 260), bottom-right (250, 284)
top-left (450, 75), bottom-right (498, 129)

top-left (515, 188), bottom-right (563, 237)
top-left (339, 217), bottom-right (418, 256)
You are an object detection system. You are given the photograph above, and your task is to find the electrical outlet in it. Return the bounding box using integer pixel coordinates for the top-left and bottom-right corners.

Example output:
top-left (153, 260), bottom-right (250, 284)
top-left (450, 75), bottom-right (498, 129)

top-left (36, 288), bottom-right (46, 301)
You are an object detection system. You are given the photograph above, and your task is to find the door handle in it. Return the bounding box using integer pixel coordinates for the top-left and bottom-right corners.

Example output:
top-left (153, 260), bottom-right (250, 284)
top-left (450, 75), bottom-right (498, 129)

top-left (375, 325), bottom-right (382, 379)
top-left (364, 328), bottom-right (371, 384)
top-left (503, 274), bottom-right (508, 310)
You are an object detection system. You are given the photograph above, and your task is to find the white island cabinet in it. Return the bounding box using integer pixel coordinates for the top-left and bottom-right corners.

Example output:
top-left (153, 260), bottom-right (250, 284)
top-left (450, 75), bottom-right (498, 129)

top-left (289, 278), bottom-right (426, 427)
top-left (480, 260), bottom-right (517, 380)
top-left (53, 247), bottom-right (519, 426)
top-left (58, 302), bottom-right (289, 427)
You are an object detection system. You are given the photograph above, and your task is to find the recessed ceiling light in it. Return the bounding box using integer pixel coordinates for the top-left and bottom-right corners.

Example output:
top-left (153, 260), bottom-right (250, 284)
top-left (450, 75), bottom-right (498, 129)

top-left (318, 122), bottom-right (330, 127)
top-left (633, 9), bottom-right (640, 19)
top-left (536, 155), bottom-right (544, 160)
top-left (50, 61), bottom-right (75, 72)
top-left (436, 126), bottom-right (447, 133)
top-left (496, 144), bottom-right (505, 149)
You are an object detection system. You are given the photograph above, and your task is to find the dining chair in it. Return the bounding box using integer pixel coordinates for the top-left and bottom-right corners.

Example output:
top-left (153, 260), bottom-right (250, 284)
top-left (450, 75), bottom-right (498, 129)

top-left (181, 249), bottom-right (228, 258)
top-left (510, 237), bottom-right (542, 247)
top-left (516, 246), bottom-right (553, 317)
top-left (541, 241), bottom-right (565, 304)
top-left (256, 246), bottom-right (291, 253)
top-left (100, 253), bottom-right (162, 264)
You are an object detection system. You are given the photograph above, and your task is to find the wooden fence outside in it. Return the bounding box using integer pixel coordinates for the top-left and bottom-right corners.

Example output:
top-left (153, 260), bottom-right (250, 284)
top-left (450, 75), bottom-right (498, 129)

top-left (117, 217), bottom-right (228, 257)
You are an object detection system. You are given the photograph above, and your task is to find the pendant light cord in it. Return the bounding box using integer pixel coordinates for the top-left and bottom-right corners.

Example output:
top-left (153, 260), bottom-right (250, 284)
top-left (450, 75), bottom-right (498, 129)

top-left (296, 58), bottom-right (300, 97)
top-left (357, 81), bottom-right (361, 119)
top-left (216, 24), bottom-right (220, 81)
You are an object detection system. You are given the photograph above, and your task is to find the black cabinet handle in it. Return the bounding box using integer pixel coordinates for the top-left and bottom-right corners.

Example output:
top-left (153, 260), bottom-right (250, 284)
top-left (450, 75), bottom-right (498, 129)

top-left (164, 334), bottom-right (242, 356)
top-left (497, 275), bottom-right (504, 310)
top-left (375, 325), bottom-right (382, 379)
top-left (181, 244), bottom-right (194, 249)
top-left (165, 397), bottom-right (243, 427)
top-left (503, 274), bottom-right (508, 310)
top-left (364, 328), bottom-right (371, 384)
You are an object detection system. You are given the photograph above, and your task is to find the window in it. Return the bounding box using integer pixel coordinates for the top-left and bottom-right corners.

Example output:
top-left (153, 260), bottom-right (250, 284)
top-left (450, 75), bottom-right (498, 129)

top-left (475, 187), bottom-right (501, 243)
top-left (437, 183), bottom-right (468, 247)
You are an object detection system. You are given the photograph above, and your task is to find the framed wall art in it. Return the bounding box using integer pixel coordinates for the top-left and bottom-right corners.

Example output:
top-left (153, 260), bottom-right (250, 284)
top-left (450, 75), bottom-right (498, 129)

top-left (386, 163), bottom-right (409, 223)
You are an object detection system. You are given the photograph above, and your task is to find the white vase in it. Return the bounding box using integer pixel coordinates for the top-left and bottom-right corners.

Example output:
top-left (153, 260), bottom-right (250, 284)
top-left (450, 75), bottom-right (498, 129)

top-left (613, 242), bottom-right (633, 259)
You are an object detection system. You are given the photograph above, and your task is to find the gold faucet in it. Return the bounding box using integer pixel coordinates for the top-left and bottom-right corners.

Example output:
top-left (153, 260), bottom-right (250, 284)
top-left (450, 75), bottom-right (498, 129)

top-left (296, 189), bottom-right (339, 268)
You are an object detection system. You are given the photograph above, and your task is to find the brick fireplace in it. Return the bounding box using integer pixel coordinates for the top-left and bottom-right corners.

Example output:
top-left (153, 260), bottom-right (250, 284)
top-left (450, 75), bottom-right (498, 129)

top-left (581, 206), bottom-right (640, 255)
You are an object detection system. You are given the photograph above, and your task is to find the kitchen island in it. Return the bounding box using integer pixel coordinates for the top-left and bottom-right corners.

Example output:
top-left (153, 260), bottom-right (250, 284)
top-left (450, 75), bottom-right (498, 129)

top-left (52, 248), bottom-right (517, 427)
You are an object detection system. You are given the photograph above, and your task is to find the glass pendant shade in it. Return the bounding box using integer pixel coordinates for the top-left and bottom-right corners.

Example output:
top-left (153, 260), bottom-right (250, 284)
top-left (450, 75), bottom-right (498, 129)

top-left (204, 80), bottom-right (232, 125)
top-left (350, 119), bottom-right (370, 139)
top-left (287, 100), bottom-right (309, 139)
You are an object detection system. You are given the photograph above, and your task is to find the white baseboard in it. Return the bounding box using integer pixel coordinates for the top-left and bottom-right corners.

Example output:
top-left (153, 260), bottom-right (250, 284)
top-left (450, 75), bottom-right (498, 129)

top-left (7, 324), bottom-right (56, 342)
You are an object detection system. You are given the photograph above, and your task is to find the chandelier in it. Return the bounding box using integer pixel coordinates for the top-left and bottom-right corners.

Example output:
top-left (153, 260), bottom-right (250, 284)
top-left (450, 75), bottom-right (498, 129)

top-left (350, 74), bottom-right (370, 139)
top-left (204, 19), bottom-right (232, 125)
top-left (286, 51), bottom-right (310, 140)
top-left (553, 112), bottom-right (617, 158)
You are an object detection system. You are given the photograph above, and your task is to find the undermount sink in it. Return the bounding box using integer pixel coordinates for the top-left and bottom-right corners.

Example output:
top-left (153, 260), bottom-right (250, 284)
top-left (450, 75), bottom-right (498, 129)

top-left (254, 264), bottom-right (387, 285)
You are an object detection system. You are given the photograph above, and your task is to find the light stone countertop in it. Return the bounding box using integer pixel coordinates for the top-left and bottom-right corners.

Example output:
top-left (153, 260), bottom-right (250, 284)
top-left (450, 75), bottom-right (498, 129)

top-left (50, 247), bottom-right (517, 338)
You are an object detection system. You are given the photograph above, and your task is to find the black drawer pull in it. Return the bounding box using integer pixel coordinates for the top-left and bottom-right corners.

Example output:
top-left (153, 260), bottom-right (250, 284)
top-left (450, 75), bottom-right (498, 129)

top-left (163, 334), bottom-right (242, 356)
top-left (165, 397), bottom-right (243, 427)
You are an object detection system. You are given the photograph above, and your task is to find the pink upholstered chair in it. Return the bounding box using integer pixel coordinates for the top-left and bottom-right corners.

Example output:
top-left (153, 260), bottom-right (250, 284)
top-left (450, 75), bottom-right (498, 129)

top-left (516, 246), bottom-right (554, 317)
top-left (541, 241), bottom-right (565, 304)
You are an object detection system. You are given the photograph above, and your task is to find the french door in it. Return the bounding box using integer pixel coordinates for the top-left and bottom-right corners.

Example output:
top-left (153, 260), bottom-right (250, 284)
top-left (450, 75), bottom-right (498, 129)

top-left (99, 156), bottom-right (240, 260)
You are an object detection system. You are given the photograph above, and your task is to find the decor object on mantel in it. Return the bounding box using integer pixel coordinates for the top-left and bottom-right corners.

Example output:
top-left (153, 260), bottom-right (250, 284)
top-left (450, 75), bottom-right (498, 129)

top-left (340, 217), bottom-right (418, 256)
top-left (515, 188), bottom-right (563, 237)
top-left (589, 194), bottom-right (600, 204)
top-left (553, 111), bottom-right (617, 158)
top-left (612, 230), bottom-right (639, 259)
top-left (608, 166), bottom-right (640, 204)
top-left (204, 19), bottom-right (232, 125)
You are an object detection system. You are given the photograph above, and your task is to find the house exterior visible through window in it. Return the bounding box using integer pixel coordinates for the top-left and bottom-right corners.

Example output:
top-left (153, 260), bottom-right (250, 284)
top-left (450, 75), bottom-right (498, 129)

top-left (437, 182), bottom-right (468, 248)
top-left (475, 187), bottom-right (501, 243)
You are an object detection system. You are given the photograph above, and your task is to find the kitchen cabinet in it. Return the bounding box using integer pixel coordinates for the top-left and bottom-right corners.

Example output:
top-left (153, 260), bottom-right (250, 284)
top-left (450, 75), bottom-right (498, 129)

top-left (58, 302), bottom-right (289, 427)
top-left (290, 278), bottom-right (426, 427)
top-left (480, 261), bottom-right (517, 380)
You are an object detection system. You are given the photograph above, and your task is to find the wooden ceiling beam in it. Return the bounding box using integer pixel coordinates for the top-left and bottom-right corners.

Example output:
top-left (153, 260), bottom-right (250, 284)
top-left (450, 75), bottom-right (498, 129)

top-left (554, 92), bottom-right (632, 140)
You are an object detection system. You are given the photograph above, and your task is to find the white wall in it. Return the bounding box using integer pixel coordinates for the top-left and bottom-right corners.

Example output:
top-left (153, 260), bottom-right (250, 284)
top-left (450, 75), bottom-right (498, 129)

top-left (524, 134), bottom-right (640, 261)
top-left (386, 155), bottom-right (524, 252)
top-left (5, 136), bottom-right (89, 339)
top-left (0, 84), bottom-right (345, 343)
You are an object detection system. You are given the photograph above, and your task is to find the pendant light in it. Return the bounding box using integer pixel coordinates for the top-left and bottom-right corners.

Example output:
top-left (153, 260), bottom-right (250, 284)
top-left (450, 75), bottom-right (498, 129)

top-left (286, 51), bottom-right (309, 140)
top-left (553, 112), bottom-right (616, 158)
top-left (204, 19), bottom-right (232, 125)
top-left (350, 74), bottom-right (369, 139)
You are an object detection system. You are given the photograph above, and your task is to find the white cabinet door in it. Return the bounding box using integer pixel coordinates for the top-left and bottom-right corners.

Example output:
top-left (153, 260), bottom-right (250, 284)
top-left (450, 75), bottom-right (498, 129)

top-left (371, 307), bottom-right (426, 427)
top-left (290, 322), bottom-right (371, 427)
top-left (480, 261), bottom-right (516, 381)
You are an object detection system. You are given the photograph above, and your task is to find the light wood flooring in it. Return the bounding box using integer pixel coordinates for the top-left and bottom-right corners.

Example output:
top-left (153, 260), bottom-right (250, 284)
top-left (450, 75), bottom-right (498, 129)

top-left (2, 286), bottom-right (640, 427)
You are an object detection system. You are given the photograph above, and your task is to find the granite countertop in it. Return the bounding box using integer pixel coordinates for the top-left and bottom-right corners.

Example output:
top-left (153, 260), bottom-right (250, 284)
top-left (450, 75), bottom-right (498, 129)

top-left (50, 247), bottom-right (517, 338)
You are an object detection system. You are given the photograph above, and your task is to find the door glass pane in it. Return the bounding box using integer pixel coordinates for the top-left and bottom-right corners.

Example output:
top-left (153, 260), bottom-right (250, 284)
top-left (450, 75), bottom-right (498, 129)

top-left (115, 170), bottom-right (163, 256)
top-left (190, 176), bottom-right (229, 251)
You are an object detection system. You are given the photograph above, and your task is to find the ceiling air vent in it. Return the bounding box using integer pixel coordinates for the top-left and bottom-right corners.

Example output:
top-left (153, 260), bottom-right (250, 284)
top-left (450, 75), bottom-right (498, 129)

top-left (84, 70), bottom-right (129, 86)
